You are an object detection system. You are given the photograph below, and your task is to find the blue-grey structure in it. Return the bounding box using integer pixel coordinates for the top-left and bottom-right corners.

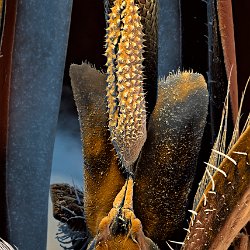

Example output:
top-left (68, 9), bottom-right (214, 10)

top-left (6, 1), bottom-right (72, 249)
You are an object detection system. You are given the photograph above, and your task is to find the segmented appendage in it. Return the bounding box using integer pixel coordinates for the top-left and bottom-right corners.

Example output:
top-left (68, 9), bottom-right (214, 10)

top-left (105, 0), bottom-right (147, 169)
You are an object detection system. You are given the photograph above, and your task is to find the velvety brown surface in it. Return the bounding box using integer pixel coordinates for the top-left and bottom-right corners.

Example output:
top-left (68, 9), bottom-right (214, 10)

top-left (70, 63), bottom-right (125, 236)
top-left (134, 72), bottom-right (209, 244)
top-left (69, 65), bottom-right (209, 248)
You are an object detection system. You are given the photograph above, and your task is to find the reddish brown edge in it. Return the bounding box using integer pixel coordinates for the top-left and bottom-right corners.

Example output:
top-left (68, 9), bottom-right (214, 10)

top-left (0, 0), bottom-right (18, 238)
top-left (217, 0), bottom-right (238, 124)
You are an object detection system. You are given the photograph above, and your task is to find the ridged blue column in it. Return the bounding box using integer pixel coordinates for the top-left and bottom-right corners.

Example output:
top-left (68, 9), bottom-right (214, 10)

top-left (158, 0), bottom-right (182, 77)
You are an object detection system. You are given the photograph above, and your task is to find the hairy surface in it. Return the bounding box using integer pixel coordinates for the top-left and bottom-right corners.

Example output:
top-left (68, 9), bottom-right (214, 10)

top-left (134, 72), bottom-right (209, 245)
top-left (183, 81), bottom-right (250, 250)
top-left (183, 124), bottom-right (250, 250)
top-left (69, 66), bottom-right (209, 248)
top-left (70, 63), bottom-right (125, 236)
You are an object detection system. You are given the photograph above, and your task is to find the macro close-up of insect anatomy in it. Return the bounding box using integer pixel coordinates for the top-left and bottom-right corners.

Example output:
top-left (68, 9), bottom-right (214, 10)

top-left (0, 0), bottom-right (249, 250)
